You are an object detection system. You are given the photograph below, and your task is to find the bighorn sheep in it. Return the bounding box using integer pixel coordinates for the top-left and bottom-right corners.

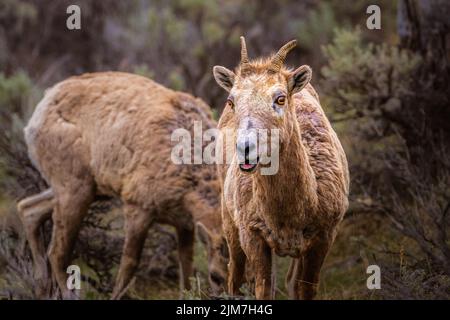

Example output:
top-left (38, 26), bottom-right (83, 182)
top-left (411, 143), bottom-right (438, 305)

top-left (213, 38), bottom-right (349, 299)
top-left (17, 72), bottom-right (228, 299)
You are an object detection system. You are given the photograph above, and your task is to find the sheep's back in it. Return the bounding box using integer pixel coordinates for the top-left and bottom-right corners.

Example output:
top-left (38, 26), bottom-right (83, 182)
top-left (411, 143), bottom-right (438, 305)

top-left (294, 85), bottom-right (349, 219)
top-left (26, 72), bottom-right (217, 205)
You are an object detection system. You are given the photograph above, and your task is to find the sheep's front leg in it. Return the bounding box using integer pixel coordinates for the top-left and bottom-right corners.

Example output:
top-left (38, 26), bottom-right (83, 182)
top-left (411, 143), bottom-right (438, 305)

top-left (294, 230), bottom-right (334, 300)
top-left (222, 208), bottom-right (246, 296)
top-left (225, 224), bottom-right (246, 296)
top-left (241, 231), bottom-right (273, 299)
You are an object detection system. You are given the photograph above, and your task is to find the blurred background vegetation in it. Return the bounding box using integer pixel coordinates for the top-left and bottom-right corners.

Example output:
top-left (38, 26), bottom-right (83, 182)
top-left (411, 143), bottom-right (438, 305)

top-left (0, 0), bottom-right (449, 299)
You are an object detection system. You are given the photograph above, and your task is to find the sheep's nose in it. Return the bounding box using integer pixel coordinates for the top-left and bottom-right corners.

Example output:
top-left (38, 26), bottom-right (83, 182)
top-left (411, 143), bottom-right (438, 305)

top-left (236, 136), bottom-right (257, 160)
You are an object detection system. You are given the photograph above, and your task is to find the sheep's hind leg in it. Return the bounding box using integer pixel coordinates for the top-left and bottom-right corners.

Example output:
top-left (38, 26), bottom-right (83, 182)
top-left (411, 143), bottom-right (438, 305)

top-left (47, 182), bottom-right (94, 299)
top-left (111, 203), bottom-right (152, 300)
top-left (17, 188), bottom-right (54, 297)
top-left (285, 258), bottom-right (303, 299)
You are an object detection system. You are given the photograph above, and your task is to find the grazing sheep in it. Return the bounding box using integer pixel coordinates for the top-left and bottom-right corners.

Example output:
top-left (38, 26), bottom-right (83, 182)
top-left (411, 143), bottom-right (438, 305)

top-left (17, 72), bottom-right (228, 299)
top-left (213, 37), bottom-right (349, 299)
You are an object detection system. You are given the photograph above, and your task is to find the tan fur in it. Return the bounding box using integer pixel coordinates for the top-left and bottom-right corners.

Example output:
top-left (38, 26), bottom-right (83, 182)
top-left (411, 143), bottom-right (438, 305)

top-left (18, 72), bottom-right (228, 299)
top-left (215, 43), bottom-right (349, 299)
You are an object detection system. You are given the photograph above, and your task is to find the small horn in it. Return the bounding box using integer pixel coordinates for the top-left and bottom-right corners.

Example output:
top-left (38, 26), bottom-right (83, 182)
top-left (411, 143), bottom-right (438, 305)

top-left (240, 36), bottom-right (252, 75)
top-left (268, 39), bottom-right (297, 73)
top-left (240, 36), bottom-right (249, 64)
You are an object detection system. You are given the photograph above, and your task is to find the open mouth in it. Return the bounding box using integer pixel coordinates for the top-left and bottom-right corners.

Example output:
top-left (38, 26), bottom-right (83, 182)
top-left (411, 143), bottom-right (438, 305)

top-left (239, 157), bottom-right (259, 172)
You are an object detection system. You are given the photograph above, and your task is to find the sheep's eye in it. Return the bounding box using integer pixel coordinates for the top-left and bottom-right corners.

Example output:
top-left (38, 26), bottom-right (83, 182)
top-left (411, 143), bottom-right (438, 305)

top-left (226, 99), bottom-right (234, 110)
top-left (275, 96), bottom-right (286, 105)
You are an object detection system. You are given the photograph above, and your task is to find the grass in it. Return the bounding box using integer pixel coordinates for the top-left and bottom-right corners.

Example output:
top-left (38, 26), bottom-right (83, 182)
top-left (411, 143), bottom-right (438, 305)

top-left (0, 193), bottom-right (426, 300)
top-left (131, 212), bottom-right (406, 300)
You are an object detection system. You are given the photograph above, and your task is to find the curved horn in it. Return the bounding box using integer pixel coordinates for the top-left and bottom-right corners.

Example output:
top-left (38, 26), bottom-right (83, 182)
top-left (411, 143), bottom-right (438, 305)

top-left (268, 39), bottom-right (297, 73)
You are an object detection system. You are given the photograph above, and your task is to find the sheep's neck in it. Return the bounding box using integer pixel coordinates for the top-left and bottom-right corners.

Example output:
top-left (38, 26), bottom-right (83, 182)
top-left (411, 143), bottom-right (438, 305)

top-left (253, 113), bottom-right (317, 231)
top-left (185, 189), bottom-right (222, 234)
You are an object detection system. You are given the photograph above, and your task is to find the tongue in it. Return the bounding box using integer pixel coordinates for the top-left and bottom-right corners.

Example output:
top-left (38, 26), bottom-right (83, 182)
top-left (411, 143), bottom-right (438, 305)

top-left (241, 164), bottom-right (254, 170)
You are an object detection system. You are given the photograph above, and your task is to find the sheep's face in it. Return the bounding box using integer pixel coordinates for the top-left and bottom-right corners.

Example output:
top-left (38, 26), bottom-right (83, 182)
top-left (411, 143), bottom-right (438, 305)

top-left (213, 37), bottom-right (312, 175)
top-left (197, 223), bottom-right (229, 295)
top-left (223, 73), bottom-right (290, 174)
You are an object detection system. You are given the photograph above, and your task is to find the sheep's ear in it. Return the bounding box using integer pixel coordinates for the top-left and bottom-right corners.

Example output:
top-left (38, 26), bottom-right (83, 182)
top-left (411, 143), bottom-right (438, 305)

top-left (196, 222), bottom-right (212, 247)
top-left (213, 66), bottom-right (235, 92)
top-left (288, 65), bottom-right (312, 94)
